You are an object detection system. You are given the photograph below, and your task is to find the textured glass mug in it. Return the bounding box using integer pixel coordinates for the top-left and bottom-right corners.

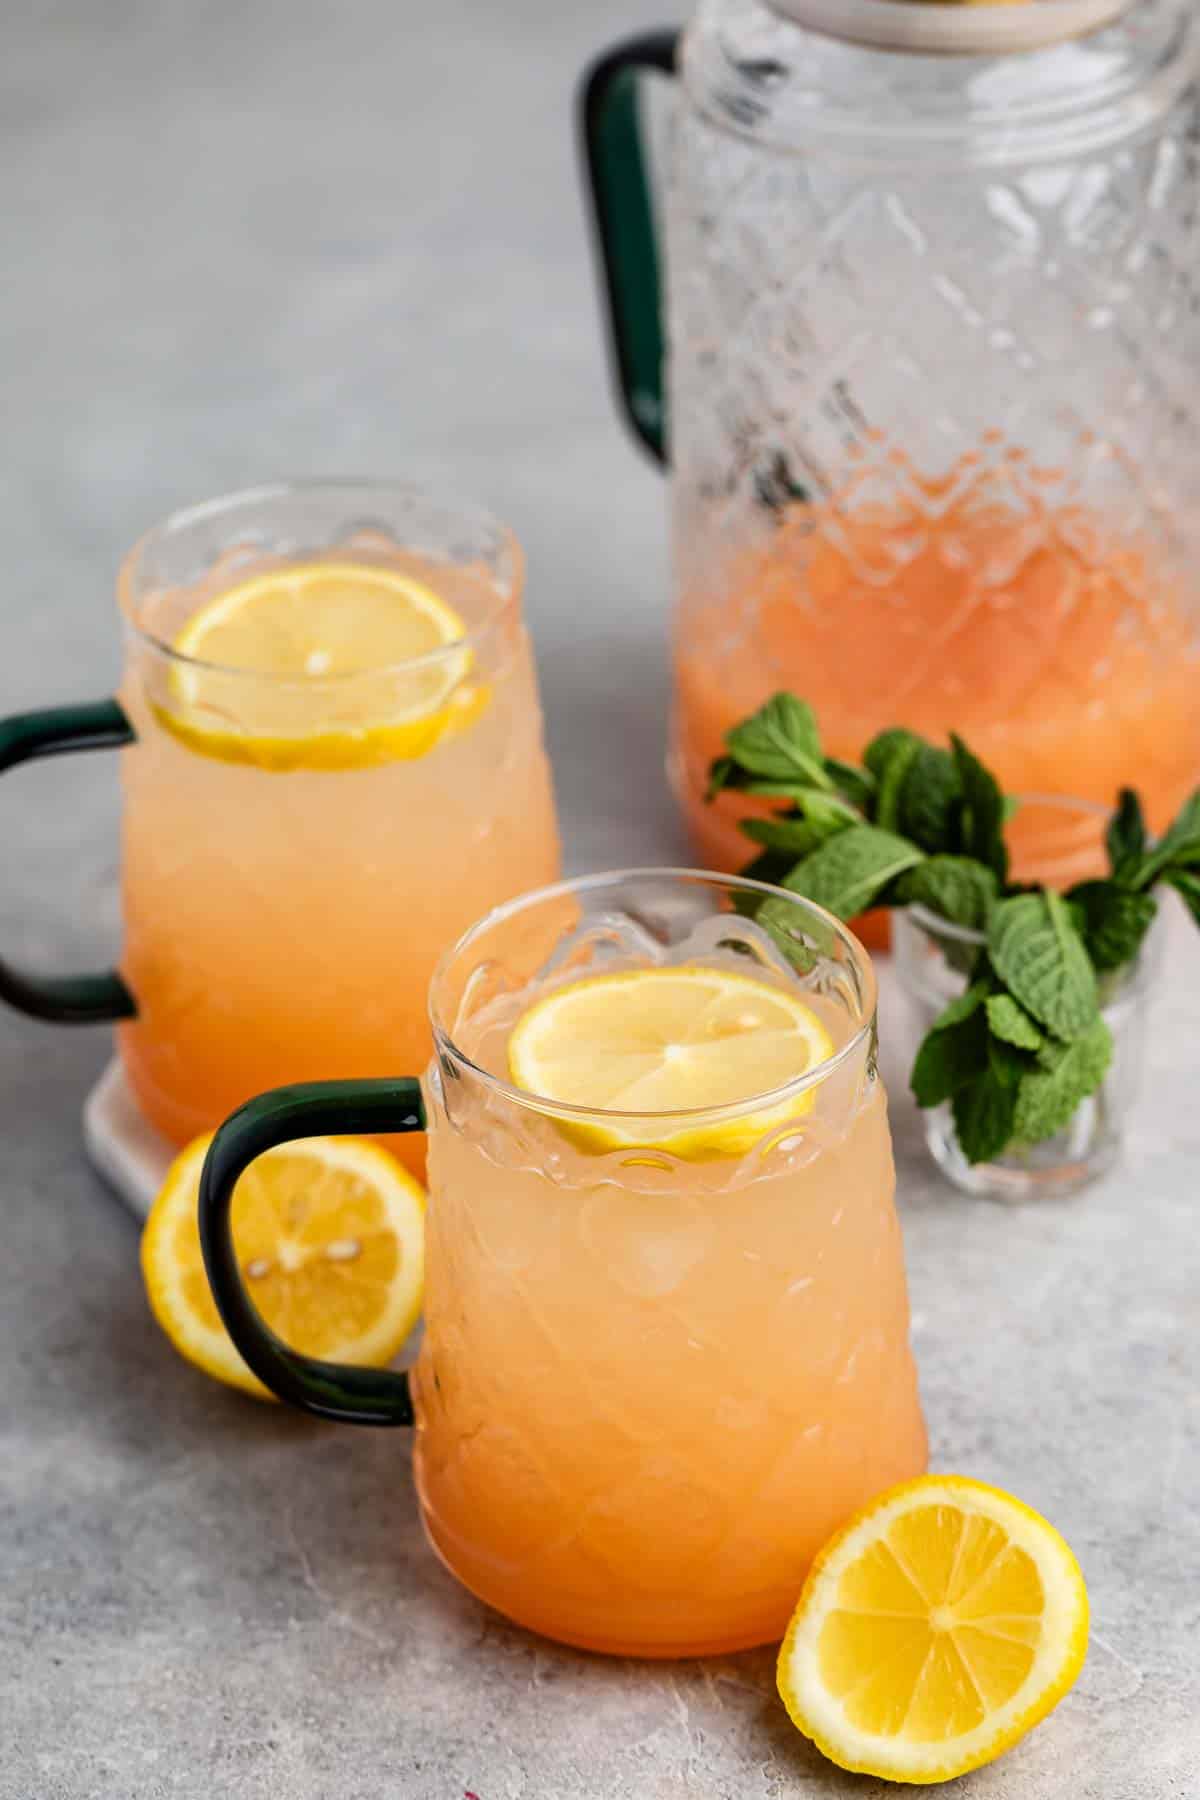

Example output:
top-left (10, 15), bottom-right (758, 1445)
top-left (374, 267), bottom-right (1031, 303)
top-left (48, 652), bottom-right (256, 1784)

top-left (581, 0), bottom-right (1200, 876)
top-left (0, 482), bottom-right (560, 1168)
top-left (197, 870), bottom-right (928, 1658)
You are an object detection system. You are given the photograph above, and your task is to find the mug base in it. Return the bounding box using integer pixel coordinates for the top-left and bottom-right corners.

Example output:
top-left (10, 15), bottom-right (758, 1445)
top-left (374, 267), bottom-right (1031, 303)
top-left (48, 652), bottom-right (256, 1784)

top-left (419, 1511), bottom-right (797, 1660)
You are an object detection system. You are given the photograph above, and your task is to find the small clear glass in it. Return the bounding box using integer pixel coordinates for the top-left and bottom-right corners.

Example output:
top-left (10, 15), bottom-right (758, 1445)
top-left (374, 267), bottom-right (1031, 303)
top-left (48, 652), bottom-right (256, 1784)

top-left (892, 800), bottom-right (1162, 1201)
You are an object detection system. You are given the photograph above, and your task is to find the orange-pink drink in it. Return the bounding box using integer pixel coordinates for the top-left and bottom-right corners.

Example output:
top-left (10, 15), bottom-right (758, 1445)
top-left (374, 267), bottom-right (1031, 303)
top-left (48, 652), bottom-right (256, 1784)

top-left (414, 871), bottom-right (927, 1657)
top-left (674, 450), bottom-right (1200, 886)
top-left (116, 485), bottom-right (559, 1171)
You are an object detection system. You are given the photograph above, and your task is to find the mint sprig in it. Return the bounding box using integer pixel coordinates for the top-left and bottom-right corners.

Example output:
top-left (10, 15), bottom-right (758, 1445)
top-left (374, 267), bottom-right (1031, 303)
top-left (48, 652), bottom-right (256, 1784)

top-left (709, 691), bottom-right (1197, 1166)
top-left (780, 825), bottom-right (924, 921)
top-left (985, 994), bottom-right (1044, 1052)
top-left (987, 892), bottom-right (1098, 1044)
top-left (896, 857), bottom-right (999, 935)
top-left (1012, 1019), bottom-right (1115, 1145)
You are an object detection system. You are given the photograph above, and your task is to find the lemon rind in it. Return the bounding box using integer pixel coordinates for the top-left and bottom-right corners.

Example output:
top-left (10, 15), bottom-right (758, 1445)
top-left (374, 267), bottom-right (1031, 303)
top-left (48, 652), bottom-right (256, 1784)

top-left (140, 1133), bottom-right (426, 1404)
top-left (151, 678), bottom-right (489, 772)
top-left (507, 965), bottom-right (836, 1160)
top-left (160, 561), bottom-right (483, 770)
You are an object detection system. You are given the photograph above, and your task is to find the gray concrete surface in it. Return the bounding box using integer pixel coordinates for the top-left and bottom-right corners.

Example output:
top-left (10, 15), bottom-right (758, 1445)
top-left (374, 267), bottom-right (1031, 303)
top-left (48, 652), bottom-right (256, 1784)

top-left (1, 3), bottom-right (1197, 1796)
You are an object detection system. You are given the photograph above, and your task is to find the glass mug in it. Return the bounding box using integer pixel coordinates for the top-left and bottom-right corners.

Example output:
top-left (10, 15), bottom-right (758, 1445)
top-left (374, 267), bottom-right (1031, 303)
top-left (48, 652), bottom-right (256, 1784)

top-left (0, 482), bottom-right (560, 1173)
top-left (198, 869), bottom-right (928, 1658)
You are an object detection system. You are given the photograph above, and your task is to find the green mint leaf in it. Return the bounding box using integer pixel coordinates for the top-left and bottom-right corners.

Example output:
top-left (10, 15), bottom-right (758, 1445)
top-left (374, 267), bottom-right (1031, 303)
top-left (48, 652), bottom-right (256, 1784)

top-left (783, 825), bottom-right (924, 921)
top-left (895, 856), bottom-right (999, 933)
top-left (751, 894), bottom-right (839, 970)
top-left (953, 1069), bottom-right (1019, 1166)
top-left (731, 849), bottom-right (798, 915)
top-left (950, 735), bottom-right (1010, 882)
top-left (740, 787), bottom-right (860, 838)
top-left (1106, 788), bottom-right (1146, 878)
top-left (987, 891), bottom-right (1099, 1043)
top-left (737, 778), bottom-right (828, 799)
top-left (877, 744), bottom-right (921, 836)
top-left (864, 727), bottom-right (924, 783)
top-left (909, 984), bottom-right (990, 1109)
top-left (985, 993), bottom-right (1044, 1051)
top-left (898, 745), bottom-right (964, 856)
top-left (706, 755), bottom-right (738, 801)
top-left (931, 982), bottom-right (991, 1032)
top-left (867, 730), bottom-right (924, 834)
top-left (987, 1035), bottom-right (1034, 1089)
top-left (1135, 791), bottom-right (1200, 889)
top-left (1035, 1033), bottom-right (1072, 1073)
top-left (1168, 868), bottom-right (1200, 929)
top-left (823, 756), bottom-right (876, 813)
top-left (796, 789), bottom-right (863, 829)
top-left (740, 814), bottom-right (839, 860)
top-left (910, 1022), bottom-right (986, 1109)
top-left (1013, 1017), bottom-right (1114, 1146)
top-left (724, 693), bottom-right (828, 788)
top-left (1067, 880), bottom-right (1158, 973)
top-left (942, 939), bottom-right (987, 981)
top-left (734, 853), bottom-right (832, 976)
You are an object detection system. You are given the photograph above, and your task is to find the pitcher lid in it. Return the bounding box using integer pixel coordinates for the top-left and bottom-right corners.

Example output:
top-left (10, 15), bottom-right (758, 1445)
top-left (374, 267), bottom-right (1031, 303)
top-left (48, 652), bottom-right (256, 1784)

top-left (764, 0), bottom-right (1133, 55)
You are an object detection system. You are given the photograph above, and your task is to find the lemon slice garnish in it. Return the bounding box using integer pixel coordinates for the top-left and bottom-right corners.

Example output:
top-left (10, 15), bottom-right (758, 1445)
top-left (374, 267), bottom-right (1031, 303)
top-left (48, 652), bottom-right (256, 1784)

top-left (140, 1132), bottom-right (425, 1401)
top-left (777, 1474), bottom-right (1090, 1786)
top-left (158, 560), bottom-right (485, 769)
top-left (507, 965), bottom-right (836, 1158)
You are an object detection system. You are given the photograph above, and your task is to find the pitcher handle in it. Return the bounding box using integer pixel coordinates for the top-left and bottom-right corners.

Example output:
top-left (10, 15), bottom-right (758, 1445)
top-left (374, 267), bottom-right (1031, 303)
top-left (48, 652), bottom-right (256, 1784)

top-left (0, 699), bottom-right (137, 1023)
top-left (579, 30), bottom-right (680, 465)
top-left (198, 1079), bottom-right (426, 1425)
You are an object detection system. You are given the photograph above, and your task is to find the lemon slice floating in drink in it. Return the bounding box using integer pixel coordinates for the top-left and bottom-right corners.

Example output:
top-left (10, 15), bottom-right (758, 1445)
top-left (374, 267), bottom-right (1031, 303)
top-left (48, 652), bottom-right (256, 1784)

top-left (777, 1474), bottom-right (1090, 1785)
top-left (159, 560), bottom-right (486, 769)
top-left (508, 965), bottom-right (835, 1158)
top-left (141, 1133), bottom-right (426, 1400)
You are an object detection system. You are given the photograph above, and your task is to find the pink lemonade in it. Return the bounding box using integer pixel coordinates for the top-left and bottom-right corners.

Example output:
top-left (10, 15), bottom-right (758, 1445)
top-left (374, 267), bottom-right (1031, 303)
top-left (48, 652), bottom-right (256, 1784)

top-left (117, 531), bottom-right (559, 1177)
top-left (674, 451), bottom-right (1200, 887)
top-left (413, 896), bottom-right (928, 1658)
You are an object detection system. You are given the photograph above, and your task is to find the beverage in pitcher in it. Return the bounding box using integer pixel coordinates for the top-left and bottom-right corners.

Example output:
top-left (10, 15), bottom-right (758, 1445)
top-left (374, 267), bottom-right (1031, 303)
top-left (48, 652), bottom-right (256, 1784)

top-left (673, 445), bottom-right (1200, 884)
top-left (117, 483), bottom-right (559, 1164)
top-left (413, 871), bottom-right (927, 1656)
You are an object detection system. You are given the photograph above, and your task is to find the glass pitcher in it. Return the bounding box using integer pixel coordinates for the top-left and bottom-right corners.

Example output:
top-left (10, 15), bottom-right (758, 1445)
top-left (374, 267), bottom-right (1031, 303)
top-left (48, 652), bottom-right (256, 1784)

top-left (582, 0), bottom-right (1200, 885)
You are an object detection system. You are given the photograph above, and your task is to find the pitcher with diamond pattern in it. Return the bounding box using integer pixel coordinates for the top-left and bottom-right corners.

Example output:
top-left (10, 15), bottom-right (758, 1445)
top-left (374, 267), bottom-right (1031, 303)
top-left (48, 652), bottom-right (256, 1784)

top-left (582, 0), bottom-right (1200, 886)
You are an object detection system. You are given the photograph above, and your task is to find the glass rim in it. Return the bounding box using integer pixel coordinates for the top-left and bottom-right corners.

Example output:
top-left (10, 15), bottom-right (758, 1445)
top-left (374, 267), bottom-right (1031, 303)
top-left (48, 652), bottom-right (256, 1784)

top-left (764, 0), bottom-right (1134, 57)
top-left (909, 791), bottom-right (1109, 948)
top-left (428, 867), bottom-right (878, 1128)
top-left (117, 478), bottom-right (523, 683)
top-left (684, 0), bottom-right (1196, 168)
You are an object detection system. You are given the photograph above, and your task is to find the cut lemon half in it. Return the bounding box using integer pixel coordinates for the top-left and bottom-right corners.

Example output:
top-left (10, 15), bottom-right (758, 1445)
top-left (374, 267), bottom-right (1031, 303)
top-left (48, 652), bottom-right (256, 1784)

top-left (507, 965), bottom-right (836, 1158)
top-left (141, 1132), bottom-right (425, 1401)
top-left (159, 559), bottom-right (486, 769)
top-left (777, 1475), bottom-right (1090, 1786)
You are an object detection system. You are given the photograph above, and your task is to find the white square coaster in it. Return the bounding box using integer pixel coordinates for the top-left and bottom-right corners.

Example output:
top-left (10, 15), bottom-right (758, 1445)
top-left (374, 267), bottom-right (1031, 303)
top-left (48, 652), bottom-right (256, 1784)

top-left (83, 1059), bottom-right (176, 1220)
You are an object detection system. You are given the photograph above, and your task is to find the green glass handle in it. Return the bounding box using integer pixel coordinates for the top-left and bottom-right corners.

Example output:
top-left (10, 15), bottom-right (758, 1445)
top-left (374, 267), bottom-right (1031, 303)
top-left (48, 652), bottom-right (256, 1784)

top-left (0, 699), bottom-right (137, 1023)
top-left (198, 1079), bottom-right (426, 1425)
top-left (579, 30), bottom-right (680, 465)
